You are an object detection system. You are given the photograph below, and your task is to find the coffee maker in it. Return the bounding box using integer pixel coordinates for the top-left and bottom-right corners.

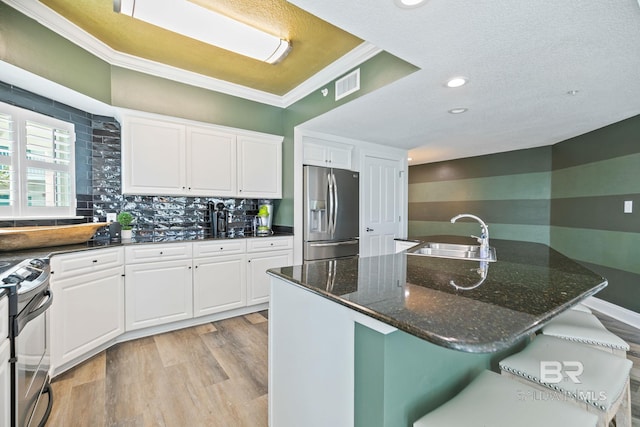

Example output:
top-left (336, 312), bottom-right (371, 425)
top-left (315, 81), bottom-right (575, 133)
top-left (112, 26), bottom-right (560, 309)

top-left (209, 202), bottom-right (228, 237)
top-left (256, 200), bottom-right (273, 236)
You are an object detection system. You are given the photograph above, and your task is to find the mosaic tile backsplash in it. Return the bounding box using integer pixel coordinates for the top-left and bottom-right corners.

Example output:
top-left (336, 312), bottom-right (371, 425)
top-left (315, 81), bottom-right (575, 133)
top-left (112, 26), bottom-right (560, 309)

top-left (1, 81), bottom-right (270, 241)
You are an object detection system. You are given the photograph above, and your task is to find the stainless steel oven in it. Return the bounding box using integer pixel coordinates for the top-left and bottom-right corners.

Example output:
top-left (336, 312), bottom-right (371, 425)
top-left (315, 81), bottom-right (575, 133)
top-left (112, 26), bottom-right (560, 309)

top-left (1, 258), bottom-right (53, 427)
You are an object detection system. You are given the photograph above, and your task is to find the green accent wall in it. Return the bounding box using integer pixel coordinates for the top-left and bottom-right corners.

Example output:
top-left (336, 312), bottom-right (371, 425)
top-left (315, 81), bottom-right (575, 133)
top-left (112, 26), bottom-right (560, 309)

top-left (408, 146), bottom-right (553, 245)
top-left (408, 115), bottom-right (640, 313)
top-left (0, 2), bottom-right (112, 104)
top-left (354, 323), bottom-right (525, 426)
top-left (110, 67), bottom-right (283, 135)
top-left (550, 114), bottom-right (640, 312)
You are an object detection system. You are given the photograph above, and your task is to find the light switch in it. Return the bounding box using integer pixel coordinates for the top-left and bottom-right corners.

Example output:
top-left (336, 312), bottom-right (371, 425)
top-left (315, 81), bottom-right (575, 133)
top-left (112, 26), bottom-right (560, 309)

top-left (624, 200), bottom-right (633, 214)
top-left (106, 213), bottom-right (117, 222)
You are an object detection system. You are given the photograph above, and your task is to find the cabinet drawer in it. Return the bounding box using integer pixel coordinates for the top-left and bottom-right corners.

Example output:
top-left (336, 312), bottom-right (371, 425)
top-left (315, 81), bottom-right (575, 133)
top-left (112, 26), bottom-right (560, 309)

top-left (193, 239), bottom-right (247, 257)
top-left (125, 243), bottom-right (192, 263)
top-left (246, 236), bottom-right (293, 253)
top-left (51, 247), bottom-right (124, 279)
top-left (0, 297), bottom-right (7, 339)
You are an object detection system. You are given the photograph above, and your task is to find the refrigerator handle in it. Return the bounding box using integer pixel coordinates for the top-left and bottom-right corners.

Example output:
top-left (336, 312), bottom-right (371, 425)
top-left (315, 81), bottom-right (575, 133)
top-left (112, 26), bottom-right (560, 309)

top-left (332, 172), bottom-right (339, 233)
top-left (327, 172), bottom-right (335, 236)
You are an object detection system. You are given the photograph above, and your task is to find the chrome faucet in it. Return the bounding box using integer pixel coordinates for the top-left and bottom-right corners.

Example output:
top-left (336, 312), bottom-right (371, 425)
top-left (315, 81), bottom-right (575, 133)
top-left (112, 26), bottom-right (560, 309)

top-left (450, 214), bottom-right (490, 259)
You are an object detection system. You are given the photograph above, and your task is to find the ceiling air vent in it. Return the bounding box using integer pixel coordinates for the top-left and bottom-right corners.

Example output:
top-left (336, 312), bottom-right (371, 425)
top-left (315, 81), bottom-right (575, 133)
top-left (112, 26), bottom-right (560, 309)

top-left (335, 68), bottom-right (360, 101)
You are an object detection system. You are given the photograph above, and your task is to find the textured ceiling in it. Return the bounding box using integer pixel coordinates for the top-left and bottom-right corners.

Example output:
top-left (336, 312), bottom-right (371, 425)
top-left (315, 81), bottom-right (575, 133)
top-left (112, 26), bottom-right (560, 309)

top-left (40, 0), bottom-right (363, 95)
top-left (288, 0), bottom-right (640, 164)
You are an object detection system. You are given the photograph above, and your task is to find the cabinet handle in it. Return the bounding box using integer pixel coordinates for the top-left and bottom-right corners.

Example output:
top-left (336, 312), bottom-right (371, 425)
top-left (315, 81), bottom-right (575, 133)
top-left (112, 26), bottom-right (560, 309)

top-left (188, 266), bottom-right (192, 269)
top-left (220, 247), bottom-right (224, 251)
top-left (248, 260), bottom-right (251, 263)
top-left (160, 251), bottom-right (163, 255)
top-left (195, 265), bottom-right (198, 269)
top-left (92, 260), bottom-right (98, 263)
top-left (270, 243), bottom-right (274, 246)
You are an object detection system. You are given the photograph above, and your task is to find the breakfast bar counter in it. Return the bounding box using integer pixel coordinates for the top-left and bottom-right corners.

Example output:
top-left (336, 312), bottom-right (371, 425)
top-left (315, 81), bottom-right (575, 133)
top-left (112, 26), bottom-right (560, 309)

top-left (266, 236), bottom-right (607, 427)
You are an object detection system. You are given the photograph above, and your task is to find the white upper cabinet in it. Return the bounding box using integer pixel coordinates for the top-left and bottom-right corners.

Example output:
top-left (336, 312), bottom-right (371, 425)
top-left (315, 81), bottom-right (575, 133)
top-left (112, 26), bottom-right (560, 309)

top-left (237, 135), bottom-right (282, 198)
top-left (122, 114), bottom-right (282, 198)
top-left (186, 126), bottom-right (236, 197)
top-left (303, 138), bottom-right (353, 170)
top-left (123, 116), bottom-right (186, 195)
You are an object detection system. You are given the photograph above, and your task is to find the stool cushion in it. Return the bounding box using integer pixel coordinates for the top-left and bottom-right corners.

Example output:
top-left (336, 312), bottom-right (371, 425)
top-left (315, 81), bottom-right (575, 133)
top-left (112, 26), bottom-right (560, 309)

top-left (499, 335), bottom-right (632, 411)
top-left (542, 310), bottom-right (629, 351)
top-left (413, 370), bottom-right (597, 427)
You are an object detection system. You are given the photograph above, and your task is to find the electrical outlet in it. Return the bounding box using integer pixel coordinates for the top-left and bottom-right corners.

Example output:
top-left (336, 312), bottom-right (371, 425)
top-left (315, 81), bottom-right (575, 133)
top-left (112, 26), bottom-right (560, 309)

top-left (624, 200), bottom-right (633, 214)
top-left (106, 213), bottom-right (117, 222)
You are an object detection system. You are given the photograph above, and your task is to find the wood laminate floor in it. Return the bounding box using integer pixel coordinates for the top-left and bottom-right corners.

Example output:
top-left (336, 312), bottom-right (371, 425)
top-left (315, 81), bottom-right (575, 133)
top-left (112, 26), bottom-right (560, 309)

top-left (46, 311), bottom-right (269, 427)
top-left (45, 309), bottom-right (640, 427)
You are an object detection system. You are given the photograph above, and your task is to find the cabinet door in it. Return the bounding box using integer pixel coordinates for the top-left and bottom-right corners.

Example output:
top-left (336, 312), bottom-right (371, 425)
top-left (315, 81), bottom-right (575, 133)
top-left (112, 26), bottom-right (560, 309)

top-left (193, 255), bottom-right (246, 317)
top-left (303, 139), bottom-right (353, 170)
top-left (125, 260), bottom-right (193, 331)
top-left (302, 141), bottom-right (328, 167)
top-left (247, 250), bottom-right (293, 305)
top-left (50, 266), bottom-right (125, 369)
top-left (123, 117), bottom-right (186, 195)
top-left (187, 126), bottom-right (236, 196)
top-left (0, 338), bottom-right (9, 427)
top-left (326, 145), bottom-right (353, 170)
top-left (237, 135), bottom-right (282, 198)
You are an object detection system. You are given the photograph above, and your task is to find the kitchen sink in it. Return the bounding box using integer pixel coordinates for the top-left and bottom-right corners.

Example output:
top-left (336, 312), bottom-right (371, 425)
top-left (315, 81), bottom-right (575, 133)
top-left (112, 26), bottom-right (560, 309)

top-left (407, 242), bottom-right (497, 262)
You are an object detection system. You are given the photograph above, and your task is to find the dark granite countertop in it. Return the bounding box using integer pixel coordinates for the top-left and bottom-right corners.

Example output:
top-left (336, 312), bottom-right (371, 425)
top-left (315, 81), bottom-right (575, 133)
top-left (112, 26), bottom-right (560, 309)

top-left (0, 231), bottom-right (294, 270)
top-left (267, 235), bottom-right (607, 353)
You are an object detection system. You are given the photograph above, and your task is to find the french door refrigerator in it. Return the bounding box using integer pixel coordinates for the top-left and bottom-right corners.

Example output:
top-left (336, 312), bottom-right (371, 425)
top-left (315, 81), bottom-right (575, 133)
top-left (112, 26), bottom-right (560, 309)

top-left (303, 165), bottom-right (359, 261)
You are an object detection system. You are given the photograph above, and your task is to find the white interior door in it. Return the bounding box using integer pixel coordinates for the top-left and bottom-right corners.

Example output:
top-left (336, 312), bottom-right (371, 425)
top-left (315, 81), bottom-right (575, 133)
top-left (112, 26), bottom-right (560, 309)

top-left (361, 155), bottom-right (402, 257)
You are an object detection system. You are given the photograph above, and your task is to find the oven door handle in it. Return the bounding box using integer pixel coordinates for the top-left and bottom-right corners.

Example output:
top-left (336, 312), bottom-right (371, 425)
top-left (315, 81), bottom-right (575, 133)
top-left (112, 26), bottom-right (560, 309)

top-left (17, 289), bottom-right (53, 335)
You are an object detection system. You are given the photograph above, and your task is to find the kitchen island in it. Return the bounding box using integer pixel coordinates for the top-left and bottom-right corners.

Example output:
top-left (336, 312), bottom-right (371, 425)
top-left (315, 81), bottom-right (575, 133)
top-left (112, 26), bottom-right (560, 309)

top-left (267, 236), bottom-right (607, 427)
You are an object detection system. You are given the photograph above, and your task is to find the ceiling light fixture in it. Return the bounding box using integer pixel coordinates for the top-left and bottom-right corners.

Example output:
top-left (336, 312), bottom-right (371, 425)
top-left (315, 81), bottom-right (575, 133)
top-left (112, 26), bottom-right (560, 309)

top-left (446, 77), bottom-right (467, 88)
top-left (448, 108), bottom-right (468, 114)
top-left (113, 0), bottom-right (291, 64)
top-left (394, 0), bottom-right (428, 9)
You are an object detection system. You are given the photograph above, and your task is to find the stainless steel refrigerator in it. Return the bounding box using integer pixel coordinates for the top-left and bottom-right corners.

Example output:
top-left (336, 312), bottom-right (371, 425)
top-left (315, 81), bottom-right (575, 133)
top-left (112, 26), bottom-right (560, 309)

top-left (303, 165), bottom-right (359, 261)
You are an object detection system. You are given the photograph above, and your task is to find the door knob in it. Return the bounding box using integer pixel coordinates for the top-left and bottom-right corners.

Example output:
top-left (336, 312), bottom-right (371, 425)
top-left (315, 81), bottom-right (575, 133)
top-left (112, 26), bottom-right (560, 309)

top-left (366, 227), bottom-right (374, 232)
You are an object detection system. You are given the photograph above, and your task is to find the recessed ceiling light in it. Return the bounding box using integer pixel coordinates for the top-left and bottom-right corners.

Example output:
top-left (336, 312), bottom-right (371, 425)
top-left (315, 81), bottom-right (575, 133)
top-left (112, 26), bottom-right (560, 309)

top-left (446, 77), bottom-right (467, 88)
top-left (394, 0), bottom-right (428, 9)
top-left (567, 90), bottom-right (579, 96)
top-left (448, 108), bottom-right (468, 114)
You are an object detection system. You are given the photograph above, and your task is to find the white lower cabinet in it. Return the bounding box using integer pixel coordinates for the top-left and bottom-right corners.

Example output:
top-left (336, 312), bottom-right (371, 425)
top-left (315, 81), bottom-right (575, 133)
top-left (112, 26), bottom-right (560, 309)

top-left (46, 236), bottom-right (293, 375)
top-left (0, 297), bottom-right (9, 427)
top-left (50, 247), bottom-right (125, 371)
top-left (125, 259), bottom-right (194, 331)
top-left (247, 250), bottom-right (293, 305)
top-left (51, 266), bottom-right (125, 368)
top-left (194, 254), bottom-right (247, 317)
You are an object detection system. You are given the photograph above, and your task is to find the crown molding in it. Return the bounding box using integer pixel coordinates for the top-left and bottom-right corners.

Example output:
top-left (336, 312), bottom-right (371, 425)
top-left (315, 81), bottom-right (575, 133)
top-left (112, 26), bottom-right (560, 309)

top-left (5, 0), bottom-right (380, 108)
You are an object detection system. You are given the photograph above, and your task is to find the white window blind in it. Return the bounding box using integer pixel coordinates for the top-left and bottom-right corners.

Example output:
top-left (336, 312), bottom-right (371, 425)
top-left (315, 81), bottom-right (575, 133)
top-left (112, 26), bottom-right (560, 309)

top-left (0, 101), bottom-right (76, 218)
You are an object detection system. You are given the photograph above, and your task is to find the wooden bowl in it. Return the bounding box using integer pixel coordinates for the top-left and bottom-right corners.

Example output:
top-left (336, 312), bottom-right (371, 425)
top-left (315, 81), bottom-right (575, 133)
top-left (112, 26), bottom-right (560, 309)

top-left (0, 222), bottom-right (109, 251)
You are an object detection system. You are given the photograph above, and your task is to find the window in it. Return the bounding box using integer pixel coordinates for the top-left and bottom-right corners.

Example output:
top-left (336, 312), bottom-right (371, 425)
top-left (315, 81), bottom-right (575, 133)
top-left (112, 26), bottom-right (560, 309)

top-left (0, 101), bottom-right (76, 218)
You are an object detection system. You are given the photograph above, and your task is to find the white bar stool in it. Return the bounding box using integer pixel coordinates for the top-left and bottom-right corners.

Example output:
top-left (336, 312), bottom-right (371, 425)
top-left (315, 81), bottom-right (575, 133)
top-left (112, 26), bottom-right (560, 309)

top-left (413, 370), bottom-right (597, 426)
top-left (542, 309), bottom-right (629, 357)
top-left (499, 335), bottom-right (632, 427)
